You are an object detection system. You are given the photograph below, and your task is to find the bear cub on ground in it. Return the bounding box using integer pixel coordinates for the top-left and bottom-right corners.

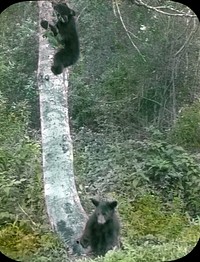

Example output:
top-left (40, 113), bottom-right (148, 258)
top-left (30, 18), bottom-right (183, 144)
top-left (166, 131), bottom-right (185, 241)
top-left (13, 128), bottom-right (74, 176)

top-left (78, 198), bottom-right (120, 256)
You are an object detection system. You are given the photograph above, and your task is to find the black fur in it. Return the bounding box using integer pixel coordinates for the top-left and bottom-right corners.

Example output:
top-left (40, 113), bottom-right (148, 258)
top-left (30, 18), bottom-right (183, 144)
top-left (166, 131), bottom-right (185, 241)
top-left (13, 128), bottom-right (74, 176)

top-left (40, 3), bottom-right (79, 75)
top-left (78, 199), bottom-right (120, 256)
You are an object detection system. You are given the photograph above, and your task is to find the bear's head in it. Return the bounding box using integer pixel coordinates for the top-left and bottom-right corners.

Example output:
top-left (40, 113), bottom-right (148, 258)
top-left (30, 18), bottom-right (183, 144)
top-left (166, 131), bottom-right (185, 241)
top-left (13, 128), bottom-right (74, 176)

top-left (53, 3), bottom-right (75, 23)
top-left (91, 198), bottom-right (118, 224)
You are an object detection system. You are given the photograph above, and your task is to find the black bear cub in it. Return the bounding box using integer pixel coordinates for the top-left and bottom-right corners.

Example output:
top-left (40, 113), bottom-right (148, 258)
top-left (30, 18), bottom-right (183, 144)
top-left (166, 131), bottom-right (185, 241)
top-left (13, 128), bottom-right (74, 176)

top-left (78, 198), bottom-right (120, 256)
top-left (40, 3), bottom-right (79, 75)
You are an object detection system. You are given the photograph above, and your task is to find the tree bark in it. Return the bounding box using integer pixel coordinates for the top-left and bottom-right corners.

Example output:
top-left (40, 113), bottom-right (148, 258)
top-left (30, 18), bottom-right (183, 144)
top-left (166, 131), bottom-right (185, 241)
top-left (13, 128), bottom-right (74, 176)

top-left (37, 1), bottom-right (87, 256)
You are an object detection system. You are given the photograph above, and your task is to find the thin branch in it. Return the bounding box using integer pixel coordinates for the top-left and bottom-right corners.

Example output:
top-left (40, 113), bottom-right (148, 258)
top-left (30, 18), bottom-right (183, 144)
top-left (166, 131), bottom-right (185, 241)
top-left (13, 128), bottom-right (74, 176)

top-left (175, 19), bottom-right (199, 56)
top-left (134, 0), bottom-right (196, 18)
top-left (114, 0), bottom-right (146, 62)
top-left (126, 28), bottom-right (141, 40)
top-left (18, 203), bottom-right (37, 227)
top-left (112, 0), bottom-right (117, 17)
top-left (113, 4), bottom-right (141, 40)
top-left (155, 5), bottom-right (192, 15)
top-left (76, 6), bottom-right (87, 21)
top-left (171, 59), bottom-right (177, 122)
top-left (140, 96), bottom-right (173, 115)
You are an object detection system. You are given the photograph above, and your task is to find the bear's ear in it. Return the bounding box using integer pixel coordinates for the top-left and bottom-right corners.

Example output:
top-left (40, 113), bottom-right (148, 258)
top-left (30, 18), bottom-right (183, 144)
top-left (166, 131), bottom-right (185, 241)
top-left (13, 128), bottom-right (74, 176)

top-left (91, 198), bottom-right (99, 207)
top-left (70, 9), bottom-right (76, 16)
top-left (109, 201), bottom-right (118, 209)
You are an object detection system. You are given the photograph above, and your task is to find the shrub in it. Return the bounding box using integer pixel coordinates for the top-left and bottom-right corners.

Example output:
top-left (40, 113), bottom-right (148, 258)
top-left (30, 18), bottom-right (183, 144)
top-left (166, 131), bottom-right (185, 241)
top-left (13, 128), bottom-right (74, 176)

top-left (0, 94), bottom-right (43, 225)
top-left (74, 128), bottom-right (200, 216)
top-left (169, 101), bottom-right (200, 149)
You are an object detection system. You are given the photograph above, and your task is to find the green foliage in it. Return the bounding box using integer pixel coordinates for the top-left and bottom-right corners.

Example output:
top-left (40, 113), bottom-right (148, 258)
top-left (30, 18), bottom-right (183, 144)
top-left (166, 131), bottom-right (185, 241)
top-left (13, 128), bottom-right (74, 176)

top-left (169, 101), bottom-right (200, 149)
top-left (76, 241), bottom-right (195, 262)
top-left (0, 1), bottom-right (39, 128)
top-left (133, 140), bottom-right (200, 212)
top-left (0, 224), bottom-right (41, 258)
top-left (0, 222), bottom-right (62, 261)
top-left (69, 0), bottom-right (200, 131)
top-left (74, 127), bottom-right (200, 216)
top-left (0, 94), bottom-right (43, 226)
top-left (118, 194), bottom-right (200, 242)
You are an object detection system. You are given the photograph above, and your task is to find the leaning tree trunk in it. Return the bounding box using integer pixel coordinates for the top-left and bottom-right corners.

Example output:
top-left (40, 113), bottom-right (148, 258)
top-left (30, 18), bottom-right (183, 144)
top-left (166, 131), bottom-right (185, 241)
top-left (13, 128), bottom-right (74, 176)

top-left (37, 1), bottom-right (87, 256)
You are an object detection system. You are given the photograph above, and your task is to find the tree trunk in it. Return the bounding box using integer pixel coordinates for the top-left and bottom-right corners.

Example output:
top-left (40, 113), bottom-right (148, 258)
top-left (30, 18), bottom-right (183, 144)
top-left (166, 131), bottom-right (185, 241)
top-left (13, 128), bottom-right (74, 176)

top-left (37, 1), bottom-right (87, 256)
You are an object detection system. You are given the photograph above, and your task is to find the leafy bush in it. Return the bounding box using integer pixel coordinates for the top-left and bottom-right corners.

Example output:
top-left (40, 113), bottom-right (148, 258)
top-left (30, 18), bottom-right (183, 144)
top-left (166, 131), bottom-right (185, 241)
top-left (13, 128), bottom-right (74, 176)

top-left (74, 127), bottom-right (200, 216)
top-left (118, 194), bottom-right (200, 243)
top-left (0, 222), bottom-right (62, 261)
top-left (0, 94), bottom-right (43, 225)
top-left (0, 224), bottom-right (41, 258)
top-left (0, 1), bottom-right (39, 128)
top-left (169, 101), bottom-right (200, 149)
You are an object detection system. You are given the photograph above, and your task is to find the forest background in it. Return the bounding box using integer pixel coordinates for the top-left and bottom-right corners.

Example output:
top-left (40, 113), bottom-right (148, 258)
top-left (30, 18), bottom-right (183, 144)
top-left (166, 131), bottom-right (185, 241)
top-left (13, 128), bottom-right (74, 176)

top-left (0, 0), bottom-right (200, 261)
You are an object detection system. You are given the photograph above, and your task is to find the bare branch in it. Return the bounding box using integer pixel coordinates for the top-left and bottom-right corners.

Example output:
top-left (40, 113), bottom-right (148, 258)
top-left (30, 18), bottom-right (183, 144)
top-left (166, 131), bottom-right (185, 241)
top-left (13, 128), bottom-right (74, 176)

top-left (134, 0), bottom-right (196, 18)
top-left (112, 0), bottom-right (117, 17)
top-left (175, 19), bottom-right (199, 56)
top-left (140, 96), bottom-right (173, 115)
top-left (114, 0), bottom-right (146, 62)
top-left (18, 204), bottom-right (37, 227)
